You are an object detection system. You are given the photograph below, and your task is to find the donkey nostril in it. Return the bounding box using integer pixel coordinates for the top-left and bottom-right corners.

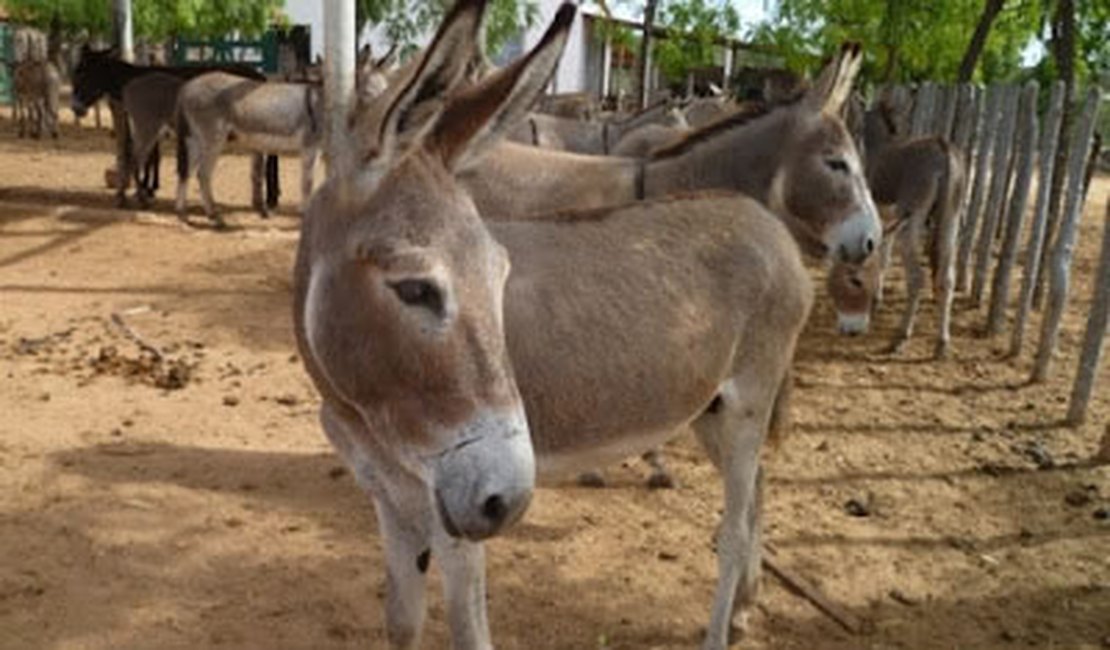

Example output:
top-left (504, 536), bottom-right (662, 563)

top-left (482, 494), bottom-right (508, 524)
top-left (865, 236), bottom-right (876, 255)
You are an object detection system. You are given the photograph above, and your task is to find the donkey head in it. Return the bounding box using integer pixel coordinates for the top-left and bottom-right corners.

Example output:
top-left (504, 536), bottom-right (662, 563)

top-left (827, 251), bottom-right (883, 335)
top-left (71, 46), bottom-right (115, 117)
top-left (768, 43), bottom-right (881, 264)
top-left (299, 0), bottom-right (574, 541)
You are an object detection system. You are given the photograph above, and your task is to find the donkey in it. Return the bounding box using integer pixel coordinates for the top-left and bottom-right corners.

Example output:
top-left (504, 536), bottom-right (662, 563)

top-left (609, 121), bottom-right (687, 158)
top-left (462, 43), bottom-right (880, 264)
top-left (460, 45), bottom-right (874, 490)
top-left (174, 73), bottom-right (322, 227)
top-left (12, 60), bottom-right (61, 139)
top-left (70, 46), bottom-right (279, 209)
top-left (507, 99), bottom-right (688, 154)
top-left (301, 3), bottom-right (813, 649)
top-left (827, 102), bottom-right (965, 358)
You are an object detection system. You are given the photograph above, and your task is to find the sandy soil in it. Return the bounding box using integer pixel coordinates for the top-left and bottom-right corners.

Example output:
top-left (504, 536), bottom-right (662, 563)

top-left (1, 114), bottom-right (1108, 650)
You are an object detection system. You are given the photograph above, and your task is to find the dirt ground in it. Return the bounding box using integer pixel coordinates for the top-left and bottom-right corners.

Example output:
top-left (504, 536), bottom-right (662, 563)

top-left (1, 113), bottom-right (1108, 650)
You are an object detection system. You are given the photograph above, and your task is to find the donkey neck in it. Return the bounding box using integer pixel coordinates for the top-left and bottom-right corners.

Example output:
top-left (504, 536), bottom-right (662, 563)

top-left (642, 108), bottom-right (792, 204)
top-left (90, 58), bottom-right (149, 101)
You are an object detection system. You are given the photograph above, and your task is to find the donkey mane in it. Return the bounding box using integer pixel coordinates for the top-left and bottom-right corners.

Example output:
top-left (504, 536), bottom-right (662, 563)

top-left (649, 95), bottom-right (801, 160)
top-left (518, 189), bottom-right (739, 223)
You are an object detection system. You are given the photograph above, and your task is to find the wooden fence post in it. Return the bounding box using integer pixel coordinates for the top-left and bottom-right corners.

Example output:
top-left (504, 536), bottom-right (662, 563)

top-left (972, 84), bottom-right (1020, 306)
top-left (1011, 81), bottom-right (1066, 357)
top-left (938, 85), bottom-right (959, 140)
top-left (909, 82), bottom-right (936, 136)
top-left (1032, 88), bottom-right (1101, 383)
top-left (1067, 199), bottom-right (1110, 425)
top-left (987, 81), bottom-right (1039, 336)
top-left (958, 84), bottom-right (1001, 292)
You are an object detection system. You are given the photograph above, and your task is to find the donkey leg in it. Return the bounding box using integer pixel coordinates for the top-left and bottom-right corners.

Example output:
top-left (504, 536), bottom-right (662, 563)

top-left (643, 448), bottom-right (676, 489)
top-left (693, 377), bottom-right (773, 649)
top-left (874, 232), bottom-right (896, 311)
top-left (250, 153), bottom-right (268, 217)
top-left (196, 143), bottom-right (226, 228)
top-left (320, 404), bottom-right (431, 650)
top-left (435, 532), bottom-right (493, 650)
top-left (932, 203), bottom-right (960, 359)
top-left (175, 134), bottom-right (201, 220)
top-left (300, 148), bottom-right (317, 214)
top-left (888, 217), bottom-right (925, 354)
top-left (266, 154), bottom-right (280, 209)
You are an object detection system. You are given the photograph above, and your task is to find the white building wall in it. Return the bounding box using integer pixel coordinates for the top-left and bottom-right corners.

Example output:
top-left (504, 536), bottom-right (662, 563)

top-left (283, 0), bottom-right (591, 92)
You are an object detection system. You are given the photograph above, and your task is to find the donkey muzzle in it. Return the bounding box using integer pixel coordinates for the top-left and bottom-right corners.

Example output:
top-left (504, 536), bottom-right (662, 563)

top-left (831, 209), bottom-right (882, 265)
top-left (837, 311), bottom-right (871, 336)
top-left (434, 411), bottom-right (535, 541)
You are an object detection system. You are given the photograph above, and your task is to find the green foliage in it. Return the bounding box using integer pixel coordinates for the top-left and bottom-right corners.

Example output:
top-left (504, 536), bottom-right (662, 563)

top-left (749, 0), bottom-right (1043, 84)
top-left (749, 0), bottom-right (1108, 86)
top-left (1, 0), bottom-right (281, 39)
top-left (653, 0), bottom-right (738, 80)
top-left (357, 0), bottom-right (538, 58)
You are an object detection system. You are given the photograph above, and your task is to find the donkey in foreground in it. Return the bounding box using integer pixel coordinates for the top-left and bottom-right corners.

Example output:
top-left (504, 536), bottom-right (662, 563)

top-left (298, 2), bottom-right (812, 648)
top-left (458, 43), bottom-right (874, 490)
top-left (827, 101), bottom-right (965, 358)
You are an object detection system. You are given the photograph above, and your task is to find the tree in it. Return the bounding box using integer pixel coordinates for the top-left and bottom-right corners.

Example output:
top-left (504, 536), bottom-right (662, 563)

top-left (1, 0), bottom-right (283, 40)
top-left (750, 0), bottom-right (1041, 84)
top-left (356, 0), bottom-right (538, 59)
top-left (957, 0), bottom-right (1006, 82)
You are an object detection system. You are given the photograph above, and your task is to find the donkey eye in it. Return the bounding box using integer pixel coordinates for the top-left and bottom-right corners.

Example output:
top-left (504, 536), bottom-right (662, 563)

top-left (390, 279), bottom-right (444, 316)
top-left (849, 277), bottom-right (864, 289)
top-left (826, 158), bottom-right (850, 174)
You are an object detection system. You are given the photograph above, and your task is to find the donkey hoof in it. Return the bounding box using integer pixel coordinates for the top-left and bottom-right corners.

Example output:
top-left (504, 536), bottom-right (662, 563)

top-left (577, 471), bottom-right (607, 488)
top-left (884, 338), bottom-right (907, 355)
top-left (646, 472), bottom-right (676, 490)
top-left (933, 340), bottom-right (950, 360)
top-left (727, 611), bottom-right (752, 644)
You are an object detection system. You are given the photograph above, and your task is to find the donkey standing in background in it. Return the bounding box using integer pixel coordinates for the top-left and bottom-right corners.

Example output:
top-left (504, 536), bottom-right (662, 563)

top-left (460, 43), bottom-right (881, 265)
top-left (12, 60), bottom-right (61, 139)
top-left (70, 46), bottom-right (280, 210)
top-left (304, 3), bottom-right (812, 648)
top-left (174, 72), bottom-right (321, 227)
top-left (827, 101), bottom-right (965, 358)
top-left (507, 99), bottom-right (689, 154)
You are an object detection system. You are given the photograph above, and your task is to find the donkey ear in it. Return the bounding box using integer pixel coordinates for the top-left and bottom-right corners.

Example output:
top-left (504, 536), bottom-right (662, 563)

top-left (806, 42), bottom-right (862, 116)
top-left (375, 0), bottom-right (488, 160)
top-left (426, 3), bottom-right (576, 172)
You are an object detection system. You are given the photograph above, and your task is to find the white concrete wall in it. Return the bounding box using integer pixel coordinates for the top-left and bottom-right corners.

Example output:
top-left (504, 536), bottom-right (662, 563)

top-left (283, 0), bottom-right (590, 91)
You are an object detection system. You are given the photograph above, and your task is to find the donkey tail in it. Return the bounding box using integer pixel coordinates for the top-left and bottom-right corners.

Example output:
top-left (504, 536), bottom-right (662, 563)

top-left (176, 109), bottom-right (190, 181)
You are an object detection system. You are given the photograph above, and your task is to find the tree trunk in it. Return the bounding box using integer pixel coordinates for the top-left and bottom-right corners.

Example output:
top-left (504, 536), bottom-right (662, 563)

top-left (957, 0), bottom-right (1005, 82)
top-left (1034, 0), bottom-right (1077, 307)
top-left (637, 0), bottom-right (658, 109)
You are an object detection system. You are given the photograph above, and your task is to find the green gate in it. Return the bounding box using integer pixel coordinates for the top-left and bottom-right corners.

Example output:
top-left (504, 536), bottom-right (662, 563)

top-left (172, 30), bottom-right (278, 74)
top-left (0, 22), bottom-right (13, 105)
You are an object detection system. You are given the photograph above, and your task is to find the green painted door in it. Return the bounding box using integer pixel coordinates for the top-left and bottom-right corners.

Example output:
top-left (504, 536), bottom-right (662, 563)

top-left (0, 23), bottom-right (12, 105)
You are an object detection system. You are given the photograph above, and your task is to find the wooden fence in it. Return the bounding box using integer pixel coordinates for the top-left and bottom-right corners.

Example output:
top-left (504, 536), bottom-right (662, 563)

top-left (874, 80), bottom-right (1106, 425)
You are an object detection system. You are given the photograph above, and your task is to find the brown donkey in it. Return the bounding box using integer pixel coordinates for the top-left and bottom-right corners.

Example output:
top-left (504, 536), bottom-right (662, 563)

top-left (461, 43), bottom-right (881, 265)
top-left (828, 102), bottom-right (965, 357)
top-left (300, 2), bottom-right (812, 648)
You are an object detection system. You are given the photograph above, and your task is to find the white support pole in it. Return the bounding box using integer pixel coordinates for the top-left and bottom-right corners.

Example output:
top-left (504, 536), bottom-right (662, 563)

top-left (1032, 88), bottom-right (1101, 383)
top-left (324, 0), bottom-right (357, 177)
top-left (601, 36), bottom-right (612, 100)
top-left (113, 0), bottom-right (134, 62)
